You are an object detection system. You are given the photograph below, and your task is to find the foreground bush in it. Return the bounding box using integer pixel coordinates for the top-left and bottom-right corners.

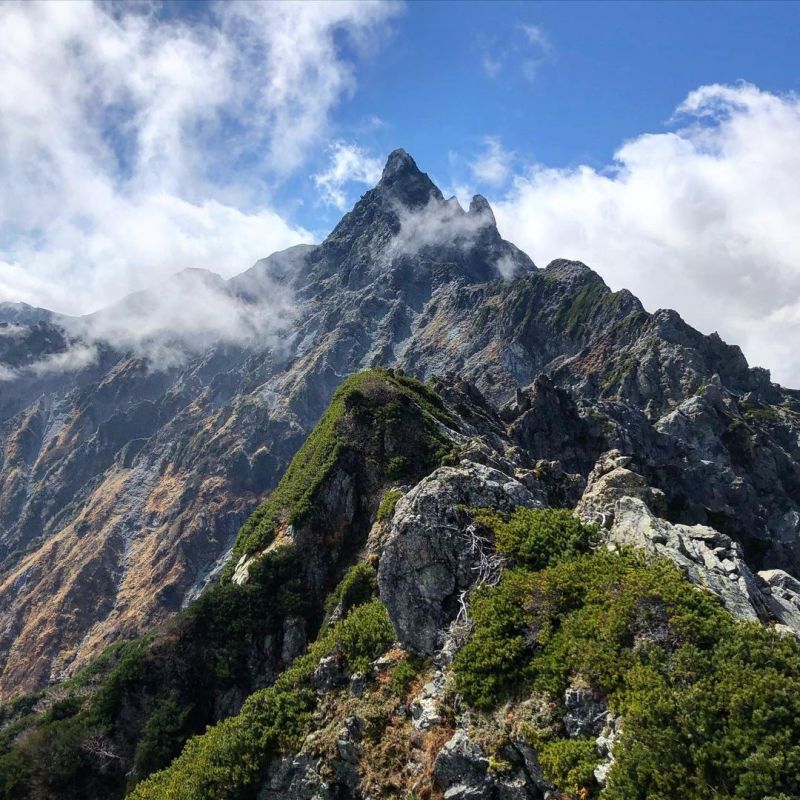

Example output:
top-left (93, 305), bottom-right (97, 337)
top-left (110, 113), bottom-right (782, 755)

top-left (452, 545), bottom-right (800, 799)
top-left (475, 507), bottom-right (600, 570)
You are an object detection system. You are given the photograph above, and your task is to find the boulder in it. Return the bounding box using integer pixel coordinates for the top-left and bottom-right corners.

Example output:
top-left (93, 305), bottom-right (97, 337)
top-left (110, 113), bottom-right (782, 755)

top-left (378, 461), bottom-right (540, 654)
top-left (610, 496), bottom-right (768, 624)
top-left (563, 685), bottom-right (608, 738)
top-left (758, 569), bottom-right (800, 633)
top-left (410, 672), bottom-right (445, 730)
top-left (435, 729), bottom-right (548, 799)
top-left (434, 730), bottom-right (491, 798)
top-left (576, 449), bottom-right (666, 527)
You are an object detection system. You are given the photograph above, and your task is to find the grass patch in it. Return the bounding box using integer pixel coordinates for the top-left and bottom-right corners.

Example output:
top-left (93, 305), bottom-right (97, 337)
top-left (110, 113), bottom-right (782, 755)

top-left (233, 369), bottom-right (453, 558)
top-left (377, 489), bottom-right (404, 521)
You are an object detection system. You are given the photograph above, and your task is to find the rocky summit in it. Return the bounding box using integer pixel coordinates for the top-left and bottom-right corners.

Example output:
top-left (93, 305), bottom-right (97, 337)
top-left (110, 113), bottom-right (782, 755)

top-left (1, 151), bottom-right (800, 800)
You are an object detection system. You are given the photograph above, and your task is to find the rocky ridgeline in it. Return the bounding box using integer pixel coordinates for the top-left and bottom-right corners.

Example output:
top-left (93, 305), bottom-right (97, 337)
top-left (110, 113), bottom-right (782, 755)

top-left (0, 147), bottom-right (799, 717)
top-left (1, 363), bottom-right (799, 799)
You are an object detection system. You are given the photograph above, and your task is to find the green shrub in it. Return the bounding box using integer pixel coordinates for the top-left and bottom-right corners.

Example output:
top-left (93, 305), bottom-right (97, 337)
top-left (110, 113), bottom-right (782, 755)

top-left (388, 654), bottom-right (424, 697)
top-left (129, 600), bottom-right (393, 800)
top-left (453, 542), bottom-right (800, 800)
top-left (325, 563), bottom-right (379, 617)
top-left (332, 600), bottom-right (395, 673)
top-left (605, 623), bottom-right (800, 800)
top-left (377, 489), bottom-right (403, 521)
top-left (537, 737), bottom-right (600, 796)
top-left (475, 507), bottom-right (600, 570)
top-left (451, 569), bottom-right (539, 709)
top-left (131, 694), bottom-right (193, 784)
top-left (386, 456), bottom-right (410, 479)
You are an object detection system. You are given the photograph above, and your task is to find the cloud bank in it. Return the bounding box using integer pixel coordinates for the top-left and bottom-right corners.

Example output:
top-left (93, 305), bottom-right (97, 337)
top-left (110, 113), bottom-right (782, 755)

top-left (490, 83), bottom-right (800, 388)
top-left (74, 267), bottom-right (300, 370)
top-left (0, 0), bottom-right (399, 316)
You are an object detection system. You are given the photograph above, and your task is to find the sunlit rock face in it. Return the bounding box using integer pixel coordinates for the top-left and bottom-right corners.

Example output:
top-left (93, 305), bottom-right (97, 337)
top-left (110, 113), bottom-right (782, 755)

top-left (1, 149), bottom-right (799, 700)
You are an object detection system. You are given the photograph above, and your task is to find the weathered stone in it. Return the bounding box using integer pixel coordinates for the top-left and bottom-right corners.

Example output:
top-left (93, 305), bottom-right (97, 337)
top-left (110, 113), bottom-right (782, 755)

top-left (281, 617), bottom-right (307, 666)
top-left (563, 686), bottom-right (608, 738)
top-left (576, 450), bottom-right (666, 528)
top-left (594, 715), bottom-right (622, 786)
top-left (348, 671), bottom-right (368, 697)
top-left (336, 716), bottom-right (363, 764)
top-left (609, 497), bottom-right (770, 624)
top-left (410, 673), bottom-right (445, 730)
top-left (312, 655), bottom-right (347, 693)
top-left (758, 569), bottom-right (800, 633)
top-left (434, 730), bottom-right (490, 795)
top-left (257, 752), bottom-right (335, 800)
top-left (379, 461), bottom-right (540, 654)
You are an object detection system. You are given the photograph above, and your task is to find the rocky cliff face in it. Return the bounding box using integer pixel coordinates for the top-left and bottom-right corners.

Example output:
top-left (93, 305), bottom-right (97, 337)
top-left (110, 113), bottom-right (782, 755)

top-left (2, 364), bottom-right (800, 800)
top-left (0, 149), bottom-right (799, 709)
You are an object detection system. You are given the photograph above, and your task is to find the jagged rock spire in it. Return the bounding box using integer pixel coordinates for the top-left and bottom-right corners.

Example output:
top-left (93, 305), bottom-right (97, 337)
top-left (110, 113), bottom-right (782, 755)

top-left (469, 194), bottom-right (496, 225)
top-left (376, 148), bottom-right (443, 207)
top-left (381, 148), bottom-right (420, 181)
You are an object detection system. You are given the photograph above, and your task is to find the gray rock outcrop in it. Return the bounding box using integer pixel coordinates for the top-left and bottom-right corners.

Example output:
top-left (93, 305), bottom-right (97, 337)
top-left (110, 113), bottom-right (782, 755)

top-left (378, 461), bottom-right (540, 654)
top-left (434, 728), bottom-right (547, 800)
top-left (758, 569), bottom-right (800, 633)
top-left (609, 496), bottom-right (768, 623)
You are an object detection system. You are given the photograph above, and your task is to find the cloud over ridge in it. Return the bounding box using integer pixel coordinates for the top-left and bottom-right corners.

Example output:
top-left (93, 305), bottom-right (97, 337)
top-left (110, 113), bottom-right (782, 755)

top-left (491, 83), bottom-right (800, 387)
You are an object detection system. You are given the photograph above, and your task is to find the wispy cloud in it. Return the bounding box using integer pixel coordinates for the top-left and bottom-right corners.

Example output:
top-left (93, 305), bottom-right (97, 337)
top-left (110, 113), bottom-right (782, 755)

top-left (69, 265), bottom-right (300, 370)
top-left (314, 141), bottom-right (384, 209)
top-left (481, 21), bottom-right (553, 82)
top-left (388, 197), bottom-right (494, 259)
top-left (0, 1), bottom-right (400, 316)
top-left (520, 23), bottom-right (552, 53)
top-left (519, 23), bottom-right (553, 81)
top-left (492, 83), bottom-right (800, 388)
top-left (481, 53), bottom-right (502, 79)
top-left (470, 137), bottom-right (514, 186)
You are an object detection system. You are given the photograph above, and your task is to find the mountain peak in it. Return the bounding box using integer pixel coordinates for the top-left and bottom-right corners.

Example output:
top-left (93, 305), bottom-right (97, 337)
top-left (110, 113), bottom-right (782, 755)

top-left (376, 148), bottom-right (442, 207)
top-left (381, 148), bottom-right (419, 180)
top-left (469, 194), bottom-right (495, 225)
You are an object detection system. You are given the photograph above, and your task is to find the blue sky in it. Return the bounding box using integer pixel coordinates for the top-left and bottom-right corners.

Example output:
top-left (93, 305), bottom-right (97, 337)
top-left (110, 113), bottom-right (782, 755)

top-left (1, 0), bottom-right (800, 385)
top-left (281, 0), bottom-right (800, 230)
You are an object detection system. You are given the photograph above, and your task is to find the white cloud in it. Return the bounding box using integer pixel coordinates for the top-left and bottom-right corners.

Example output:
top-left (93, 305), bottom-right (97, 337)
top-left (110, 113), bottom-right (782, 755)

top-left (470, 137), bottom-right (514, 186)
top-left (313, 141), bottom-right (384, 209)
top-left (28, 345), bottom-right (100, 378)
top-left (70, 265), bottom-right (300, 370)
top-left (0, 0), bottom-right (399, 316)
top-left (0, 198), bottom-right (310, 317)
top-left (519, 23), bottom-right (552, 54)
top-left (0, 325), bottom-right (24, 339)
top-left (492, 83), bottom-right (800, 388)
top-left (519, 24), bottom-right (552, 82)
top-left (388, 197), bottom-right (494, 259)
top-left (0, 344), bottom-right (100, 382)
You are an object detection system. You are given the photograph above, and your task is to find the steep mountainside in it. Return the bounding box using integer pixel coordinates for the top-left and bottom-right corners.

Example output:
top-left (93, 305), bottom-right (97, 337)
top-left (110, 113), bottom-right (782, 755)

top-left (2, 369), bottom-right (800, 800)
top-left (0, 149), bottom-right (799, 708)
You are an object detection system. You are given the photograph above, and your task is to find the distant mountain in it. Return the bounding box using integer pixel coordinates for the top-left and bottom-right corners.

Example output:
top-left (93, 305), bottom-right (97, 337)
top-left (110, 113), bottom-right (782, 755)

top-left (0, 148), bottom-right (798, 711)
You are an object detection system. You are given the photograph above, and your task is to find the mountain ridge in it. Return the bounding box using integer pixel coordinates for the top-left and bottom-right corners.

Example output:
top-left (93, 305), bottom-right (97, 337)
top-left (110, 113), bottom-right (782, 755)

top-left (0, 150), bottom-right (797, 705)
